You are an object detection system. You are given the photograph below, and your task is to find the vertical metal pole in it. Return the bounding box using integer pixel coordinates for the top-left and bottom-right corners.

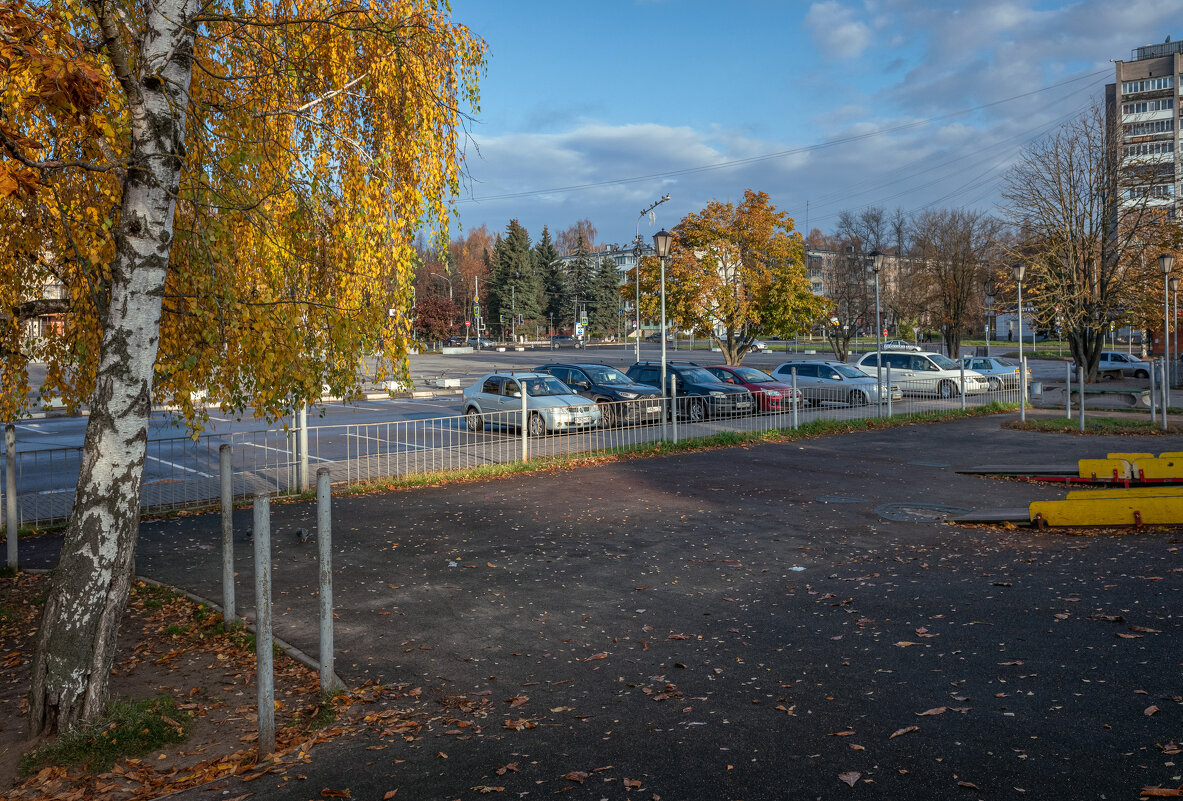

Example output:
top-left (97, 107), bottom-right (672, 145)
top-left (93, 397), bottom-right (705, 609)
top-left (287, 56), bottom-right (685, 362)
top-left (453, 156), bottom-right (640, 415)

top-left (660, 255), bottom-right (668, 442)
top-left (5, 424), bottom-right (16, 570)
top-left (252, 495), bottom-right (275, 758)
top-left (520, 384), bottom-right (528, 462)
top-left (299, 403), bottom-right (309, 493)
top-left (790, 368), bottom-right (799, 430)
top-left (1079, 360), bottom-right (1086, 433)
top-left (670, 375), bottom-right (678, 444)
top-left (317, 468), bottom-right (338, 694)
top-left (1162, 358), bottom-right (1169, 431)
top-left (1150, 360), bottom-right (1158, 423)
top-left (219, 444), bottom-right (235, 627)
top-left (874, 271), bottom-right (882, 417)
top-left (1065, 362), bottom-right (1072, 419)
top-left (886, 365), bottom-right (893, 417)
top-left (1017, 281), bottom-right (1025, 422)
top-left (1166, 275), bottom-right (1172, 392)
top-left (635, 251), bottom-right (641, 364)
top-left (959, 362), bottom-right (966, 411)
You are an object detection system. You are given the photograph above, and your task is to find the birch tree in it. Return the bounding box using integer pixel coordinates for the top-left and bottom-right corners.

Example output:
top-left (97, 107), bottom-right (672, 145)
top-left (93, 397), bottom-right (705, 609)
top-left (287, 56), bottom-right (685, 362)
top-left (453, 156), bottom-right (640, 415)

top-left (1, 0), bottom-right (483, 734)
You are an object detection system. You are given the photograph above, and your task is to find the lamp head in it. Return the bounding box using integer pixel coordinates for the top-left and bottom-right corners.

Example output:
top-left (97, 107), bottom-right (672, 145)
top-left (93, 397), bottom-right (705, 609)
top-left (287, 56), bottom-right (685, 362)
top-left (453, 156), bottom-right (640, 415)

top-left (653, 229), bottom-right (672, 259)
top-left (1012, 262), bottom-right (1025, 282)
top-left (868, 249), bottom-right (884, 273)
top-left (1171, 275), bottom-right (1180, 292)
top-left (1159, 253), bottom-right (1175, 276)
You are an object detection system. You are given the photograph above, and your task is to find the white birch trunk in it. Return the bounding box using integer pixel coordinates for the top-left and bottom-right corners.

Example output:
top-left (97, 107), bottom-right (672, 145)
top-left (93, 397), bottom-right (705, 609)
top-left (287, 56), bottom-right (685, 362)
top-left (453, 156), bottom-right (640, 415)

top-left (28, 0), bottom-right (198, 734)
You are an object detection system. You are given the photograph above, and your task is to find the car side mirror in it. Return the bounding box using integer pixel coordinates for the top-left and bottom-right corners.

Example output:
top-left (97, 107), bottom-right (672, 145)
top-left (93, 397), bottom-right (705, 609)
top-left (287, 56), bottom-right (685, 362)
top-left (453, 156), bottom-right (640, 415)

top-left (510, 390), bottom-right (521, 398)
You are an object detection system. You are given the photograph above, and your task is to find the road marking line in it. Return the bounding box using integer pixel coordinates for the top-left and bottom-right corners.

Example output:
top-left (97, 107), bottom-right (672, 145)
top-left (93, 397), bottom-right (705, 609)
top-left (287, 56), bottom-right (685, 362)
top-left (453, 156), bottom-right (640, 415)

top-left (237, 441), bottom-right (328, 461)
top-left (145, 454), bottom-right (215, 478)
top-left (14, 423), bottom-right (44, 432)
top-left (343, 432), bottom-right (427, 451)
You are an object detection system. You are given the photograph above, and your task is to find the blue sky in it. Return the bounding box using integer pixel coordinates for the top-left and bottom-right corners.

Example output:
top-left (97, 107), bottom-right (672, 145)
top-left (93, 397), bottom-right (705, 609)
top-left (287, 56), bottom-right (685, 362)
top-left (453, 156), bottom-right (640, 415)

top-left (447, 0), bottom-right (1178, 246)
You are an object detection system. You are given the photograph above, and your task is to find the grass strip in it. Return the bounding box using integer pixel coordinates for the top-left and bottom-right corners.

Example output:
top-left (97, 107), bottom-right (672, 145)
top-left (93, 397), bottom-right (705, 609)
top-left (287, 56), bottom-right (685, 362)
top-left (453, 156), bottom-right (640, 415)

top-left (1005, 416), bottom-right (1182, 435)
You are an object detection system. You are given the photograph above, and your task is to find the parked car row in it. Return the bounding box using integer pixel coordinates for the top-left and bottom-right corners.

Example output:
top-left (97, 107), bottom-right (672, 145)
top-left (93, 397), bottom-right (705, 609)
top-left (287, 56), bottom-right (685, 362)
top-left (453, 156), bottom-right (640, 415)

top-left (461, 349), bottom-right (1007, 434)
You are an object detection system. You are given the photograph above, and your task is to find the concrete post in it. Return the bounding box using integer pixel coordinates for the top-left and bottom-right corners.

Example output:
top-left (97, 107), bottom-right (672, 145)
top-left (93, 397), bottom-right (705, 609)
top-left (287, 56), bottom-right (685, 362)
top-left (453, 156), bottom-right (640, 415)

top-left (790, 367), bottom-right (798, 430)
top-left (959, 362), bottom-right (966, 412)
top-left (1079, 360), bottom-right (1086, 433)
top-left (5, 424), bottom-right (16, 570)
top-left (1019, 357), bottom-right (1027, 422)
top-left (670, 375), bottom-right (678, 444)
top-left (316, 468), bottom-right (339, 694)
top-left (886, 365), bottom-right (893, 417)
top-left (1163, 358), bottom-right (1170, 432)
top-left (219, 444), bottom-right (235, 627)
top-left (1150, 360), bottom-right (1158, 423)
top-left (252, 495), bottom-right (275, 758)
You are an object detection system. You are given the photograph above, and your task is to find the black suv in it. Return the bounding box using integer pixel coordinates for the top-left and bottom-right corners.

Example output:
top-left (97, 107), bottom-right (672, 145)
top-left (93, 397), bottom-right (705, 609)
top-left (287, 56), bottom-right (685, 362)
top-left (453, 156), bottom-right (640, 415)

top-left (534, 363), bottom-right (662, 426)
top-left (624, 361), bottom-right (753, 421)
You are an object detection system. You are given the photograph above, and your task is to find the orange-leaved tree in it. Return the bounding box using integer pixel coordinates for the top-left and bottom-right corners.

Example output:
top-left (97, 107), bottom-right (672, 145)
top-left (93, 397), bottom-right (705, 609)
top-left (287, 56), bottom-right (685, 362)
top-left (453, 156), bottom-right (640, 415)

top-left (0, 0), bottom-right (484, 734)
top-left (637, 190), bottom-right (823, 364)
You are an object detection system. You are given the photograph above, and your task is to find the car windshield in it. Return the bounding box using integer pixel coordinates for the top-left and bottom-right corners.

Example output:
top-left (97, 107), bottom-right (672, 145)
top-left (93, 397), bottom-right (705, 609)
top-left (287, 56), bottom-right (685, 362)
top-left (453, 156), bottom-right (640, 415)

top-left (524, 377), bottom-right (573, 397)
top-left (832, 364), bottom-right (864, 379)
top-left (929, 354), bottom-right (959, 370)
top-left (678, 368), bottom-right (721, 384)
top-left (732, 367), bottom-right (773, 383)
top-left (587, 367), bottom-right (631, 385)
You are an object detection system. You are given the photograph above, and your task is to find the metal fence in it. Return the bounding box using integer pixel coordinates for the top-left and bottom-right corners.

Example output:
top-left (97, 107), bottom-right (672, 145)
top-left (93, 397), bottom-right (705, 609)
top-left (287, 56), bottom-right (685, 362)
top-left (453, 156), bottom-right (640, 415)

top-left (2, 380), bottom-right (1024, 529)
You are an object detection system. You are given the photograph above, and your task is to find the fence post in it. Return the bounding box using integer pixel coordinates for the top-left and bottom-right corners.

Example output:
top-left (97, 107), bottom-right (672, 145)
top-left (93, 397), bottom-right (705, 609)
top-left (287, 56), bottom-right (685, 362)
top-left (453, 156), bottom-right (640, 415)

top-left (959, 362), bottom-right (966, 411)
top-left (1079, 359), bottom-right (1086, 433)
top-left (252, 494), bottom-right (275, 758)
top-left (1065, 362), bottom-right (1072, 419)
top-left (219, 444), bottom-right (235, 627)
top-left (5, 424), bottom-right (16, 570)
top-left (790, 367), bottom-right (798, 430)
top-left (316, 467), bottom-right (340, 694)
top-left (1019, 357), bottom-right (1027, 422)
top-left (520, 385), bottom-right (528, 462)
top-left (886, 365), bottom-right (892, 417)
top-left (299, 403), bottom-right (309, 493)
top-left (671, 375), bottom-right (678, 444)
top-left (1162, 358), bottom-right (1169, 432)
top-left (1150, 360), bottom-right (1158, 423)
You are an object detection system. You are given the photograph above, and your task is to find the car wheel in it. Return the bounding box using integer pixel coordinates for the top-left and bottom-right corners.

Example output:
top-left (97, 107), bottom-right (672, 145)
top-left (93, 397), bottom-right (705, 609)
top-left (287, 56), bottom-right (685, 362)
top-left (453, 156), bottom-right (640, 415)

top-left (528, 412), bottom-right (546, 437)
top-left (987, 377), bottom-right (1002, 391)
top-left (848, 390), bottom-right (867, 407)
top-left (938, 380), bottom-right (956, 399)
top-left (1134, 369), bottom-right (1149, 379)
top-left (688, 398), bottom-right (706, 422)
top-left (465, 407), bottom-right (483, 432)
top-left (599, 401), bottom-right (616, 427)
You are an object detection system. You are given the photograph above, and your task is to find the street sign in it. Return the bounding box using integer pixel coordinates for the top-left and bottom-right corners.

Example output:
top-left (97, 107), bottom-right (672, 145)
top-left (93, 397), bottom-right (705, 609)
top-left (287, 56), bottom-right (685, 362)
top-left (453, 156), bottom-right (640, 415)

top-left (579, 312), bottom-right (588, 326)
top-left (575, 323), bottom-right (585, 337)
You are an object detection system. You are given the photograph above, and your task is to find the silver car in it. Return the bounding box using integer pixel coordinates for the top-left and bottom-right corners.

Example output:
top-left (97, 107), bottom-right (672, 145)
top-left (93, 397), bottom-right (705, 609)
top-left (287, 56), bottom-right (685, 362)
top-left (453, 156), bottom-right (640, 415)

top-left (854, 351), bottom-right (988, 397)
top-left (771, 360), bottom-right (901, 406)
top-left (463, 373), bottom-right (602, 436)
top-left (958, 356), bottom-right (1029, 391)
top-left (1071, 351), bottom-right (1150, 380)
top-left (883, 339), bottom-right (922, 352)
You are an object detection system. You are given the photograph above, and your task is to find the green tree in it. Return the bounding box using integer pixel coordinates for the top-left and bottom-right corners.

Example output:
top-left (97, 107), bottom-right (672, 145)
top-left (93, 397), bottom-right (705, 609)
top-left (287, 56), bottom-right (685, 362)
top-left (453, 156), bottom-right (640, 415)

top-left (533, 226), bottom-right (565, 332)
top-left (565, 237), bottom-right (596, 329)
top-left (589, 256), bottom-right (622, 336)
top-left (489, 220), bottom-right (540, 338)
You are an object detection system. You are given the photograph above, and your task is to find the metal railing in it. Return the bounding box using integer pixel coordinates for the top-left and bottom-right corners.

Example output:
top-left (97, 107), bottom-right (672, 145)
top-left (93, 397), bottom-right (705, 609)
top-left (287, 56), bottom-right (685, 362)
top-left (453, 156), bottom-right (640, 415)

top-left (2, 383), bottom-right (1023, 529)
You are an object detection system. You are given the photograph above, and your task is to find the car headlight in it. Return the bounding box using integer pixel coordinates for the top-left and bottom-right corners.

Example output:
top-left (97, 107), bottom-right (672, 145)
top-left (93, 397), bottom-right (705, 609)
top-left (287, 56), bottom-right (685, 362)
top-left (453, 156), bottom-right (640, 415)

top-left (764, 390), bottom-right (782, 398)
top-left (617, 391), bottom-right (638, 399)
top-left (709, 391), bottom-right (726, 398)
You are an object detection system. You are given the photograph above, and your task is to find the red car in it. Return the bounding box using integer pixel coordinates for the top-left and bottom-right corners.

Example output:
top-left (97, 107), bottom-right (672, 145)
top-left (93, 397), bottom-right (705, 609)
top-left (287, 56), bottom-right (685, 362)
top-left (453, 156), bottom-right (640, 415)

top-left (705, 365), bottom-right (803, 412)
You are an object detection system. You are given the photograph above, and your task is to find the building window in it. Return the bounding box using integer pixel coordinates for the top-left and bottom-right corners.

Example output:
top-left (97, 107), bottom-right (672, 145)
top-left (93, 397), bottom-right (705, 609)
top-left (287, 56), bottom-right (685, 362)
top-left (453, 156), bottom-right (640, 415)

top-left (1123, 119), bottom-right (1175, 137)
top-left (1124, 141), bottom-right (1176, 157)
top-left (1122, 98), bottom-right (1175, 114)
top-left (1122, 77), bottom-right (1175, 94)
top-left (1125, 184), bottom-right (1176, 199)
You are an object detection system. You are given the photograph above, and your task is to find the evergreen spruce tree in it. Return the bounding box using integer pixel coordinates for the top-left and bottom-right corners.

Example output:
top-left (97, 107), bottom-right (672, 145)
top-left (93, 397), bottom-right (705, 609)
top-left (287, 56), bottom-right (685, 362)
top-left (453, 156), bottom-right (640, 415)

top-left (590, 255), bottom-right (623, 336)
top-left (565, 236), bottom-right (596, 331)
top-left (488, 220), bottom-right (541, 339)
top-left (533, 226), bottom-right (565, 334)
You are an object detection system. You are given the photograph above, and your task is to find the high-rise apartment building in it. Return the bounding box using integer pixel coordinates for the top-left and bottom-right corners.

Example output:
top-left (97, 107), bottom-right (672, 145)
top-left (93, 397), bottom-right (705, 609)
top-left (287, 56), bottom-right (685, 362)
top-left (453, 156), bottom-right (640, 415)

top-left (1107, 39), bottom-right (1182, 217)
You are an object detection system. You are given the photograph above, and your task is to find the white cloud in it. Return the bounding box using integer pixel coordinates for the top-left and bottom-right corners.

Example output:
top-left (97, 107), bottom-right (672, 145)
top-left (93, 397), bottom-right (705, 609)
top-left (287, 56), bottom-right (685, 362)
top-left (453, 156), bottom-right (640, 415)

top-left (805, 1), bottom-right (874, 59)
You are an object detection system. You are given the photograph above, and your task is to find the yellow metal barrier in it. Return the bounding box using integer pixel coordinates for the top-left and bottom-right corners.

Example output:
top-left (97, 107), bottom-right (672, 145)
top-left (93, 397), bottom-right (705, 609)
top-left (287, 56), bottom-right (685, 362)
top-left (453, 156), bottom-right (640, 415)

top-left (1077, 458), bottom-right (1131, 480)
top-left (1107, 452), bottom-right (1154, 461)
top-left (1066, 487), bottom-right (1183, 499)
top-left (1030, 494), bottom-right (1183, 526)
top-left (1132, 457), bottom-right (1183, 480)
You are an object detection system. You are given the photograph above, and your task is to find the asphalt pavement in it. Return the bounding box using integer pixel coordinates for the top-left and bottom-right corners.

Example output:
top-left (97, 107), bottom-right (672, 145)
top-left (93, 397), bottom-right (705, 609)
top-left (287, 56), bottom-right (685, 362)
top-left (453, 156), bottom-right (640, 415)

top-left (19, 414), bottom-right (1183, 800)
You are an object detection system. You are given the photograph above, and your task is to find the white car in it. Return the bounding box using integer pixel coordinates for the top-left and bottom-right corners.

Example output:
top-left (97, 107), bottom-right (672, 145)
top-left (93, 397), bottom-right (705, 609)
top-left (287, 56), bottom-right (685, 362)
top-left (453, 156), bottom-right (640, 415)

top-left (748, 339), bottom-right (769, 353)
top-left (854, 351), bottom-right (988, 397)
top-left (883, 339), bottom-right (922, 352)
top-left (1072, 351), bottom-right (1150, 380)
top-left (463, 372), bottom-right (602, 435)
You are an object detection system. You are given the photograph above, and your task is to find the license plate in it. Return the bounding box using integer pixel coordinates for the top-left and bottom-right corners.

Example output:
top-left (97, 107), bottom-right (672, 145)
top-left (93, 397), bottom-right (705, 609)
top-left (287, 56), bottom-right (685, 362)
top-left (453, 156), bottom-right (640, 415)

top-left (646, 406), bottom-right (661, 413)
top-left (736, 401), bottom-right (752, 408)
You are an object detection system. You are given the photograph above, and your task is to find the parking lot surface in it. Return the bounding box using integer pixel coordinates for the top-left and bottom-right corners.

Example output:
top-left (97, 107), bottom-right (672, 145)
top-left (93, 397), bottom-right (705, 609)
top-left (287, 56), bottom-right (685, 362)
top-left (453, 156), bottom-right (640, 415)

top-left (22, 415), bottom-right (1183, 799)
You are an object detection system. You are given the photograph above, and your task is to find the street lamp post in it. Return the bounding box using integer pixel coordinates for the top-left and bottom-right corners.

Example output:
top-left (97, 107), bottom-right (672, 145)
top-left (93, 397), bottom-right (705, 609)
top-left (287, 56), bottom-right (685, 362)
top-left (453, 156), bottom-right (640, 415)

top-left (1161, 254), bottom-right (1174, 392)
top-left (635, 195), bottom-right (670, 362)
top-left (1172, 275), bottom-right (1180, 388)
top-left (653, 229), bottom-right (673, 436)
top-left (984, 281), bottom-right (995, 358)
top-left (1013, 262), bottom-right (1026, 422)
top-left (869, 250), bottom-right (885, 416)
